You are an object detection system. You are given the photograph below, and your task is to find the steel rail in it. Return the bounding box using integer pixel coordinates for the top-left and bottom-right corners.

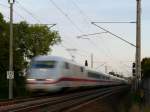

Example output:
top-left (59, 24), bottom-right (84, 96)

top-left (0, 88), bottom-right (108, 112)
top-left (0, 87), bottom-right (107, 106)
top-left (0, 85), bottom-right (128, 112)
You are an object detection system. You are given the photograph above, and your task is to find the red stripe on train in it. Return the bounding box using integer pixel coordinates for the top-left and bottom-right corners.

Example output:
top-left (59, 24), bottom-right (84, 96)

top-left (27, 77), bottom-right (115, 84)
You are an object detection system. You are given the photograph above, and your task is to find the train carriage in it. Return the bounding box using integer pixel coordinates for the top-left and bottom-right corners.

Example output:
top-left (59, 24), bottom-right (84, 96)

top-left (26, 55), bottom-right (127, 92)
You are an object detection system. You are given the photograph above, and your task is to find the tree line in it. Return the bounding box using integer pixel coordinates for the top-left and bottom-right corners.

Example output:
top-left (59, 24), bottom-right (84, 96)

top-left (141, 58), bottom-right (150, 78)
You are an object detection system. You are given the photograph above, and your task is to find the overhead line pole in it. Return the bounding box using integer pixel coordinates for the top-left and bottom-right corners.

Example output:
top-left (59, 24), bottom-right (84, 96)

top-left (135, 0), bottom-right (141, 89)
top-left (8, 0), bottom-right (15, 99)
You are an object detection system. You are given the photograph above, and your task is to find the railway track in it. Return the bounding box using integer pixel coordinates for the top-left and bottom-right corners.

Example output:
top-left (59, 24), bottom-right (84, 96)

top-left (0, 95), bottom-right (49, 107)
top-left (0, 85), bottom-right (128, 112)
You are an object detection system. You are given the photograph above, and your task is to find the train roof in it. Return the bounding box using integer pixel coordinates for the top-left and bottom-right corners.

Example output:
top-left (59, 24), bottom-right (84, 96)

top-left (32, 55), bottom-right (68, 61)
top-left (31, 55), bottom-right (127, 81)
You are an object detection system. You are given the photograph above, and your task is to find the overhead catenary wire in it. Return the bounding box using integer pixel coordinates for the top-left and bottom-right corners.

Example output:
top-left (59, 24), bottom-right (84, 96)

top-left (70, 0), bottom-right (95, 35)
top-left (15, 0), bottom-right (42, 23)
top-left (48, 0), bottom-right (83, 33)
top-left (77, 32), bottom-right (107, 38)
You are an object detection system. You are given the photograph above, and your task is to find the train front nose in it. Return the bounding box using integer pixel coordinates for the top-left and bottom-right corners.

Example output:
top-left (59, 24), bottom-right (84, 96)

top-left (26, 68), bottom-right (60, 92)
top-left (26, 60), bottom-right (61, 92)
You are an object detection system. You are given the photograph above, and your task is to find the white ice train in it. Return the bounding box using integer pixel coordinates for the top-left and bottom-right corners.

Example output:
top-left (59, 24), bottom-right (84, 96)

top-left (26, 55), bottom-right (127, 92)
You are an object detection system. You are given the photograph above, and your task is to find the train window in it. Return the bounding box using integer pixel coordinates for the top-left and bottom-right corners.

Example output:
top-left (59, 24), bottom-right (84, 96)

top-left (88, 72), bottom-right (100, 79)
top-left (31, 61), bottom-right (56, 68)
top-left (80, 67), bottom-right (84, 72)
top-left (64, 62), bottom-right (70, 69)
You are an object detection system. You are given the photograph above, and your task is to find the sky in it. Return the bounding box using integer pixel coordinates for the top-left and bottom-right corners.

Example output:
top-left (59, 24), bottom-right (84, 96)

top-left (0, 0), bottom-right (149, 77)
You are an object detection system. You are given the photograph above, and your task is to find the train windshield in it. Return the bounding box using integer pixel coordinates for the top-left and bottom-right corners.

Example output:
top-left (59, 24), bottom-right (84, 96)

top-left (31, 61), bottom-right (57, 68)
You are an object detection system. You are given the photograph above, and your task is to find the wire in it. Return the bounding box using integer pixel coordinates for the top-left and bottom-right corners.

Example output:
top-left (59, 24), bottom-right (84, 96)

top-left (93, 21), bottom-right (136, 24)
top-left (48, 0), bottom-right (83, 33)
top-left (91, 22), bottom-right (136, 47)
top-left (77, 32), bottom-right (107, 38)
top-left (95, 63), bottom-right (106, 70)
top-left (70, 0), bottom-right (90, 24)
top-left (15, 0), bottom-right (42, 23)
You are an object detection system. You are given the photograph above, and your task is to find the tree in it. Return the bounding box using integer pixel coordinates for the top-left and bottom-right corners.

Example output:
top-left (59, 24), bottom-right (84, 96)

top-left (14, 22), bottom-right (61, 59)
top-left (141, 58), bottom-right (150, 78)
top-left (0, 12), bottom-right (61, 98)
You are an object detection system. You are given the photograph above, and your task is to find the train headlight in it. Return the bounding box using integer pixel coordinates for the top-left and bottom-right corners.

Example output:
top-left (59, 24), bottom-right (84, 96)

top-left (26, 79), bottom-right (36, 84)
top-left (27, 79), bottom-right (36, 81)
